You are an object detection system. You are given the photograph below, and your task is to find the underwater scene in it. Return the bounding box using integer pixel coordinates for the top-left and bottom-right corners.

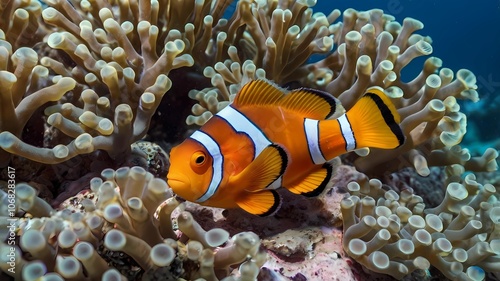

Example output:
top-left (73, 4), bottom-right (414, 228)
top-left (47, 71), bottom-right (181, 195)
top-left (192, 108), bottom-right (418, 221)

top-left (0, 0), bottom-right (499, 280)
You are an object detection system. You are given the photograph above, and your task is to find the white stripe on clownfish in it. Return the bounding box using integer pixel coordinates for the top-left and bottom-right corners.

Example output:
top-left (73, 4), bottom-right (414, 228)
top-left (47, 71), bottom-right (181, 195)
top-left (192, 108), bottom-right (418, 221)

top-left (217, 104), bottom-right (284, 190)
top-left (216, 104), bottom-right (272, 159)
top-left (189, 130), bottom-right (224, 203)
top-left (337, 114), bottom-right (356, 151)
top-left (304, 118), bottom-right (326, 165)
top-left (267, 176), bottom-right (283, 190)
top-left (190, 104), bottom-right (281, 202)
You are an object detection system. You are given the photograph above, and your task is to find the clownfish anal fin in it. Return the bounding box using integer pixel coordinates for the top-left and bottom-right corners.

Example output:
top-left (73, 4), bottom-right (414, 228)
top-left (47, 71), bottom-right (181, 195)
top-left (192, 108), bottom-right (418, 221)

top-left (236, 189), bottom-right (281, 216)
top-left (286, 163), bottom-right (333, 197)
top-left (279, 88), bottom-right (345, 120)
top-left (231, 144), bottom-right (288, 191)
top-left (233, 79), bottom-right (284, 107)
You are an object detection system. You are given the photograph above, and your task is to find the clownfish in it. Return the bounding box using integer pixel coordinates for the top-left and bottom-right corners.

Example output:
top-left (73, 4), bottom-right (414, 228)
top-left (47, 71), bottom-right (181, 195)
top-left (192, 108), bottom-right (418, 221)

top-left (167, 80), bottom-right (404, 216)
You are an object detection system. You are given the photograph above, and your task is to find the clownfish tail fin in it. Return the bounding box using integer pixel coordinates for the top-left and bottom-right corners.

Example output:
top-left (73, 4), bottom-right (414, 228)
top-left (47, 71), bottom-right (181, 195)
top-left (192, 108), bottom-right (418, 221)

top-left (346, 87), bottom-right (405, 150)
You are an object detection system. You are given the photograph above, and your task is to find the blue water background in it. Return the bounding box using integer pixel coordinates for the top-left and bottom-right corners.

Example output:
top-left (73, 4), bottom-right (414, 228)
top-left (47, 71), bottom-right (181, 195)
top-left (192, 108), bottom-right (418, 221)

top-left (316, 1), bottom-right (500, 80)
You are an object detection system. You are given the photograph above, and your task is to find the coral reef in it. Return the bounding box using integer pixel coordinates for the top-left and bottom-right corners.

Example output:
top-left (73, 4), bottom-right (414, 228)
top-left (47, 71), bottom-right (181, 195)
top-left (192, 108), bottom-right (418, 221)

top-left (0, 0), bottom-right (193, 165)
top-left (1, 0), bottom-right (496, 176)
top-left (0, 166), bottom-right (264, 280)
top-left (0, 0), bottom-right (498, 281)
top-left (0, 43), bottom-right (77, 166)
top-left (341, 167), bottom-right (500, 281)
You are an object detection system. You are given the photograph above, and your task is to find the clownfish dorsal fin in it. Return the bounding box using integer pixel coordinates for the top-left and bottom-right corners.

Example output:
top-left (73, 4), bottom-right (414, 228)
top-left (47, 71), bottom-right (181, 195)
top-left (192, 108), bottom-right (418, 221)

top-left (232, 79), bottom-right (285, 107)
top-left (230, 144), bottom-right (288, 192)
top-left (286, 163), bottom-right (333, 197)
top-left (236, 189), bottom-right (281, 216)
top-left (278, 88), bottom-right (345, 120)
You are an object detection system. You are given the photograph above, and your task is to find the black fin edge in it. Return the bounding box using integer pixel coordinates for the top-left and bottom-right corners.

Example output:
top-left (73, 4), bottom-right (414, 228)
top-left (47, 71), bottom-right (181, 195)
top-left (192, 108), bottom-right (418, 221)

top-left (365, 93), bottom-right (405, 147)
top-left (258, 190), bottom-right (281, 217)
top-left (270, 144), bottom-right (288, 177)
top-left (262, 144), bottom-right (288, 190)
top-left (292, 87), bottom-right (338, 118)
top-left (302, 163), bottom-right (333, 197)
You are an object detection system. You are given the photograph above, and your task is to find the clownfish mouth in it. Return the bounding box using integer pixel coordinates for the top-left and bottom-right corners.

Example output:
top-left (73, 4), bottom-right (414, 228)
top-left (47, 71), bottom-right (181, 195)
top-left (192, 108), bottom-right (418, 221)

top-left (166, 177), bottom-right (184, 184)
top-left (167, 173), bottom-right (196, 201)
top-left (166, 177), bottom-right (185, 188)
top-left (166, 173), bottom-right (189, 190)
top-left (166, 179), bottom-right (186, 196)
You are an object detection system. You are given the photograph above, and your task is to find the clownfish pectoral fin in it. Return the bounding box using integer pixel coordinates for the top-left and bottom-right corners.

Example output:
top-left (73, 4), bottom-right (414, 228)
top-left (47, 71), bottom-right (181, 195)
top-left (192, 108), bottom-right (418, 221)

top-left (236, 189), bottom-right (281, 216)
top-left (278, 88), bottom-right (345, 120)
top-left (232, 79), bottom-right (285, 107)
top-left (286, 163), bottom-right (333, 197)
top-left (230, 144), bottom-right (288, 191)
top-left (346, 87), bottom-right (405, 149)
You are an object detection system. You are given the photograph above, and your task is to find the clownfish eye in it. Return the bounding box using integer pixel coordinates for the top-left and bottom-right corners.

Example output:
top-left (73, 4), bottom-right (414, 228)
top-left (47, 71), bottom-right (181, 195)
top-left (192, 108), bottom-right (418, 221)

top-left (191, 151), bottom-right (207, 167)
top-left (195, 155), bottom-right (205, 164)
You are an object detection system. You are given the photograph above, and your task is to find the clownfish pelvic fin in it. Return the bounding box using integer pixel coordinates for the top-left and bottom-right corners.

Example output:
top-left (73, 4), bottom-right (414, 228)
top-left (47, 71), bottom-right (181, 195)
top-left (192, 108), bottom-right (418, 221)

top-left (231, 144), bottom-right (286, 216)
top-left (236, 189), bottom-right (281, 216)
top-left (230, 144), bottom-right (288, 192)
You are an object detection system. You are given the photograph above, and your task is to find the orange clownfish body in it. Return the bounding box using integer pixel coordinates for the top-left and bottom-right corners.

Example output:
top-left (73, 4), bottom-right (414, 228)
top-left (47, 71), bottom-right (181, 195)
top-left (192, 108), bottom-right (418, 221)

top-left (167, 80), bottom-right (404, 216)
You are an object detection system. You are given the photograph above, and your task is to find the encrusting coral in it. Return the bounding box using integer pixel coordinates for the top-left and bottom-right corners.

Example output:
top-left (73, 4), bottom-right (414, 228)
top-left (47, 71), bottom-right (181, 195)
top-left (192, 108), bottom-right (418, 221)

top-left (0, 166), bottom-right (265, 280)
top-left (0, 0), bottom-right (499, 280)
